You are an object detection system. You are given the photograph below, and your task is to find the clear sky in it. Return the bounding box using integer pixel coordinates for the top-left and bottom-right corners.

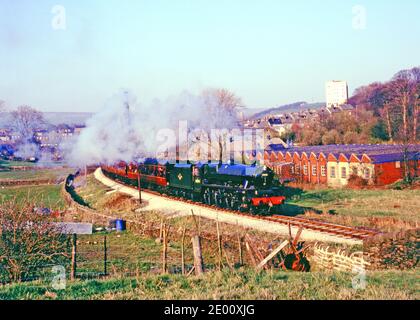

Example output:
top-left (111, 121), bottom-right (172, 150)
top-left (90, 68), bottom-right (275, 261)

top-left (1, 0), bottom-right (419, 112)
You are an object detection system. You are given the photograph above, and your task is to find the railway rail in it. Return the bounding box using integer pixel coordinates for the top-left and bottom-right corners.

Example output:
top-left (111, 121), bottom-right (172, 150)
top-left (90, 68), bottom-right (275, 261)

top-left (106, 173), bottom-right (381, 242)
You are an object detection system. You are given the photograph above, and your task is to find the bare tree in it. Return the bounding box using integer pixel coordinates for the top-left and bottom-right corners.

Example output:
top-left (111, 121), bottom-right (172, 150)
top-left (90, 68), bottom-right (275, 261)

top-left (413, 84), bottom-right (420, 142)
top-left (393, 66), bottom-right (420, 83)
top-left (11, 105), bottom-right (45, 142)
top-left (194, 88), bottom-right (243, 163)
top-left (392, 67), bottom-right (420, 143)
top-left (391, 79), bottom-right (412, 142)
top-left (0, 200), bottom-right (70, 283)
top-left (0, 100), bottom-right (6, 113)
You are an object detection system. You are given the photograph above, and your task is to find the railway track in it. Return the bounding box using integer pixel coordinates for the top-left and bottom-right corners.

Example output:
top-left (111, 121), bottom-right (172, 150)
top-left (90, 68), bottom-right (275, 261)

top-left (105, 173), bottom-right (382, 241)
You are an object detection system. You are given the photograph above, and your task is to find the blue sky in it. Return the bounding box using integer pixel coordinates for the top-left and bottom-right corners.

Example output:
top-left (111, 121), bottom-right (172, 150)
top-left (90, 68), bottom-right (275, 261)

top-left (1, 0), bottom-right (419, 112)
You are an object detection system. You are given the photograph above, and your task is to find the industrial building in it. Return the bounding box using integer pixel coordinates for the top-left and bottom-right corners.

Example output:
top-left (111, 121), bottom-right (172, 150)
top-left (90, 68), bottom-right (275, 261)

top-left (261, 144), bottom-right (420, 187)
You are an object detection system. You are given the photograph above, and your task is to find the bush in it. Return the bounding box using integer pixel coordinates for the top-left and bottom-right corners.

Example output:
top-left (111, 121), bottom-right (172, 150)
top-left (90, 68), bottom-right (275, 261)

top-left (0, 200), bottom-right (70, 283)
top-left (347, 174), bottom-right (368, 188)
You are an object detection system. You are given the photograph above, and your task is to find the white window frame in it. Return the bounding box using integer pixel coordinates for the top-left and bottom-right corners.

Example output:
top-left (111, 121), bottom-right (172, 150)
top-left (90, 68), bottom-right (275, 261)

top-left (341, 167), bottom-right (347, 179)
top-left (330, 166), bottom-right (336, 178)
top-left (312, 165), bottom-right (317, 176)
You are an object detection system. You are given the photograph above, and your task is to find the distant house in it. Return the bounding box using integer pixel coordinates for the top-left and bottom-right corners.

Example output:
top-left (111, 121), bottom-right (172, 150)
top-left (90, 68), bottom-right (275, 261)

top-left (0, 129), bottom-right (11, 143)
top-left (73, 125), bottom-right (85, 135)
top-left (338, 104), bottom-right (355, 115)
top-left (56, 124), bottom-right (74, 138)
top-left (326, 105), bottom-right (342, 115)
top-left (33, 129), bottom-right (49, 143)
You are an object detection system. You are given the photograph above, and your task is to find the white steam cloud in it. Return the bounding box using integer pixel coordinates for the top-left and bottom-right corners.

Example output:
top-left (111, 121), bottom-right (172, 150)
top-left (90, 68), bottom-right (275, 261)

top-left (68, 89), bottom-right (240, 166)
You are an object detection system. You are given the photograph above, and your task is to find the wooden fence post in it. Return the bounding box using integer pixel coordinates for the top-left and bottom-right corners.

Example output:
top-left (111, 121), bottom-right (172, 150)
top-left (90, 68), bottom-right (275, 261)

top-left (70, 234), bottom-right (77, 281)
top-left (162, 224), bottom-right (168, 274)
top-left (245, 240), bottom-right (257, 268)
top-left (236, 222), bottom-right (243, 266)
top-left (237, 234), bottom-right (243, 266)
top-left (103, 235), bottom-right (108, 276)
top-left (191, 235), bottom-right (204, 275)
top-left (181, 227), bottom-right (186, 275)
top-left (159, 219), bottom-right (164, 240)
top-left (216, 219), bottom-right (222, 271)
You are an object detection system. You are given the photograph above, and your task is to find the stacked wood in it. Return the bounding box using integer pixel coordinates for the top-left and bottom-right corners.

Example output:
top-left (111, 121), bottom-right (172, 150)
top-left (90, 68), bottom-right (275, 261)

top-left (363, 229), bottom-right (419, 270)
top-left (312, 243), bottom-right (370, 272)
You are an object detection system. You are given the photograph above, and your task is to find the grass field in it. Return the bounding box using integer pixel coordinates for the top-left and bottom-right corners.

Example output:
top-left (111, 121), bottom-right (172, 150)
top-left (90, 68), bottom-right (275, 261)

top-left (0, 159), bottom-right (37, 168)
top-left (1, 170), bottom-right (418, 300)
top-left (0, 162), bottom-right (74, 208)
top-left (74, 231), bottom-right (188, 277)
top-left (0, 185), bottom-right (66, 209)
top-left (0, 168), bottom-right (73, 181)
top-left (0, 268), bottom-right (417, 300)
top-left (282, 188), bottom-right (420, 232)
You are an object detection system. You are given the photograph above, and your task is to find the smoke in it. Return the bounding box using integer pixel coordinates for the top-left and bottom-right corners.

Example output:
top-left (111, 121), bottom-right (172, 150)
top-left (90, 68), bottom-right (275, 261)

top-left (14, 143), bottom-right (38, 160)
top-left (68, 89), bottom-right (241, 166)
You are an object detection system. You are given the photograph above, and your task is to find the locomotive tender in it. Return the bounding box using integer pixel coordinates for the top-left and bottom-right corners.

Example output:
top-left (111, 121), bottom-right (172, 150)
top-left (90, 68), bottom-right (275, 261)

top-left (102, 159), bottom-right (286, 215)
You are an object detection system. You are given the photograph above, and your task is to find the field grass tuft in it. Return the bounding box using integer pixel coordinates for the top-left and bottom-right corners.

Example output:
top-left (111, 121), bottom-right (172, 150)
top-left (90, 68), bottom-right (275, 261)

top-left (0, 269), bottom-right (418, 300)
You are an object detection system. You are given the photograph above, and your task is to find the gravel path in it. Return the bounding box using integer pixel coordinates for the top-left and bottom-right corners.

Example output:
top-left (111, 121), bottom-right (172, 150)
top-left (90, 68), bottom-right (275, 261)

top-left (94, 168), bottom-right (361, 245)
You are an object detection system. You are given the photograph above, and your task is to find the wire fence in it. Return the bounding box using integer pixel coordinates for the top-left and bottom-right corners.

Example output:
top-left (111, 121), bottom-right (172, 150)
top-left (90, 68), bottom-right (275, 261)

top-left (0, 228), bottom-right (259, 286)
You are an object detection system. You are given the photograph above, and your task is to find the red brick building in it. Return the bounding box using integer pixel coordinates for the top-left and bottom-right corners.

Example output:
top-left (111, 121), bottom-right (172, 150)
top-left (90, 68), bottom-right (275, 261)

top-left (264, 144), bottom-right (420, 187)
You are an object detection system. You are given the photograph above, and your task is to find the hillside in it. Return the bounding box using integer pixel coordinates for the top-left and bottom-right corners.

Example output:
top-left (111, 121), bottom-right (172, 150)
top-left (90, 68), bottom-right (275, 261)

top-left (249, 102), bottom-right (325, 120)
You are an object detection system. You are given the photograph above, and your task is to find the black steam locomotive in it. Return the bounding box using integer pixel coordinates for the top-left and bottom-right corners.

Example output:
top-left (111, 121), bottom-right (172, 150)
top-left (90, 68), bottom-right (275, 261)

top-left (102, 159), bottom-right (286, 215)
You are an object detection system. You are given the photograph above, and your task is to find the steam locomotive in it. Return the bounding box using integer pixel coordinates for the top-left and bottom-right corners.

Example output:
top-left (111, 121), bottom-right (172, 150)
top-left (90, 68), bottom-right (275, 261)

top-left (101, 159), bottom-right (286, 215)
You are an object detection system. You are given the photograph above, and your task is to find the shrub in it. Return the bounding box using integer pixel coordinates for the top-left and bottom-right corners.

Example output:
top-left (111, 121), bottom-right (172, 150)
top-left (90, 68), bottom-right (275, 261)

top-left (347, 174), bottom-right (368, 188)
top-left (0, 200), bottom-right (70, 283)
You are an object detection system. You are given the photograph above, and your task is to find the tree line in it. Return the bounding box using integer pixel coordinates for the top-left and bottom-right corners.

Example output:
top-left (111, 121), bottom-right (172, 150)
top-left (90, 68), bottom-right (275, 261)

top-left (283, 67), bottom-right (420, 146)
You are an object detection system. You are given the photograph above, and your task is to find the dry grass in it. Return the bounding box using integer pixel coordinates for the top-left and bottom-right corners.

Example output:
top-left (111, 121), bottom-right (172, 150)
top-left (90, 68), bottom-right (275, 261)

top-left (0, 185), bottom-right (66, 210)
top-left (1, 269), bottom-right (418, 300)
top-left (289, 188), bottom-right (419, 232)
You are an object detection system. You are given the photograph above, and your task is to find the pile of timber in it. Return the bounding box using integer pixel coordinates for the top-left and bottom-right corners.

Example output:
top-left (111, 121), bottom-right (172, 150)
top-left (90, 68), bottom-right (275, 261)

top-left (363, 229), bottom-right (419, 270)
